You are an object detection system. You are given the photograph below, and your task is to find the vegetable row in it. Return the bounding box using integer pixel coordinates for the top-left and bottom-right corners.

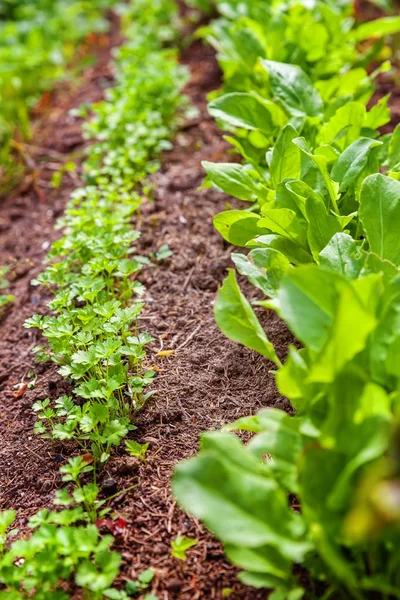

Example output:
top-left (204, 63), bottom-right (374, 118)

top-left (0, 1), bottom-right (187, 597)
top-left (174, 1), bottom-right (400, 599)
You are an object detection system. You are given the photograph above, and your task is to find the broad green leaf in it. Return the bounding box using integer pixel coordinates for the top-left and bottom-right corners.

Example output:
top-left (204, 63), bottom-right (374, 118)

top-left (353, 16), bottom-right (400, 42)
top-left (308, 276), bottom-right (379, 383)
top-left (316, 102), bottom-right (365, 152)
top-left (214, 270), bottom-right (279, 363)
top-left (248, 234), bottom-right (313, 265)
top-left (273, 180), bottom-right (306, 219)
top-left (328, 404), bottom-right (390, 510)
top-left (331, 137), bottom-right (382, 193)
top-left (298, 447), bottom-right (345, 532)
top-left (231, 252), bottom-right (275, 297)
top-left (332, 211), bottom-right (357, 231)
top-left (270, 125), bottom-right (301, 188)
top-left (173, 431), bottom-right (309, 559)
top-left (284, 180), bottom-right (325, 220)
top-left (213, 210), bottom-right (263, 246)
top-left (249, 248), bottom-right (291, 294)
top-left (260, 60), bottom-right (323, 117)
top-left (361, 252), bottom-right (399, 284)
top-left (314, 145), bottom-right (339, 164)
top-left (275, 347), bottom-right (309, 411)
top-left (209, 92), bottom-right (275, 133)
top-left (225, 134), bottom-right (270, 168)
top-left (274, 266), bottom-right (342, 351)
top-left (388, 123), bottom-right (400, 169)
top-left (305, 196), bottom-right (341, 261)
top-left (364, 96), bottom-right (391, 130)
top-left (299, 21), bottom-right (328, 62)
top-left (225, 543), bottom-right (291, 581)
top-left (202, 161), bottom-right (266, 201)
top-left (360, 174), bottom-right (400, 264)
top-left (238, 571), bottom-right (291, 591)
top-left (369, 274), bottom-right (400, 383)
top-left (293, 138), bottom-right (339, 211)
top-left (319, 233), bottom-right (365, 279)
top-left (258, 208), bottom-right (308, 249)
top-left (246, 409), bottom-right (303, 493)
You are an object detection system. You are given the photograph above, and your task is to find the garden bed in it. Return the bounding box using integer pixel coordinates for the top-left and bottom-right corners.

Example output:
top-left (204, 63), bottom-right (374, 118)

top-left (2, 1), bottom-right (400, 599)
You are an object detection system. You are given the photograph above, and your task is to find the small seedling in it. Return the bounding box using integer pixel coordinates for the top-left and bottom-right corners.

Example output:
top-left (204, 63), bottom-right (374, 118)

top-left (51, 161), bottom-right (76, 188)
top-left (125, 439), bottom-right (149, 460)
top-left (171, 536), bottom-right (198, 560)
top-left (155, 244), bottom-right (173, 262)
top-left (125, 568), bottom-right (154, 595)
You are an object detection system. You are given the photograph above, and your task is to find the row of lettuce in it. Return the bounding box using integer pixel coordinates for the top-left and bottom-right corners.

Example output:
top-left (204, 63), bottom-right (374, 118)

top-left (0, 1), bottom-right (187, 597)
top-left (174, 1), bottom-right (400, 599)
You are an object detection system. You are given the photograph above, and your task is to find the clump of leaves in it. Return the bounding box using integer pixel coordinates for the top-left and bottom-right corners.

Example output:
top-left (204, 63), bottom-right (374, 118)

top-left (55, 455), bottom-right (106, 523)
top-left (0, 509), bottom-right (121, 599)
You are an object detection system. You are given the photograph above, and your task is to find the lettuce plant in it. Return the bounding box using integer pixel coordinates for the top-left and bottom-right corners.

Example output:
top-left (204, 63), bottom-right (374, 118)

top-left (175, 242), bottom-right (400, 598)
top-left (198, 0), bottom-right (399, 92)
top-left (173, 2), bottom-right (400, 597)
top-left (196, 0), bottom-right (400, 283)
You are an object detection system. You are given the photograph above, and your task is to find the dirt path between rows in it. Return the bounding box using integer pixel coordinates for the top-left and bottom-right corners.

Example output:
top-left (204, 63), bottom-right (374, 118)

top-left (0, 23), bottom-right (290, 599)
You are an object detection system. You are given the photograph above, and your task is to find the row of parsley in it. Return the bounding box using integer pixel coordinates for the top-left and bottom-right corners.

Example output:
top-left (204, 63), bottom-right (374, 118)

top-left (174, 1), bottom-right (400, 599)
top-left (0, 1), bottom-right (188, 597)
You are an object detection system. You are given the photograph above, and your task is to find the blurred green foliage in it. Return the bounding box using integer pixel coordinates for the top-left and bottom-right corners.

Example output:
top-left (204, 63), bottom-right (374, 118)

top-left (0, 0), bottom-right (115, 190)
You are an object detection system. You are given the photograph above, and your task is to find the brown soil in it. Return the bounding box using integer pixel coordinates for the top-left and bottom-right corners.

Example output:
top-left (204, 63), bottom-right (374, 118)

top-left (0, 22), bottom-right (288, 600)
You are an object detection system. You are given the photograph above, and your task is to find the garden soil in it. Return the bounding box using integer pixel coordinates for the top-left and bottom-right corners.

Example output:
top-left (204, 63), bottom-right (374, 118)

top-left (0, 11), bottom-right (398, 600)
